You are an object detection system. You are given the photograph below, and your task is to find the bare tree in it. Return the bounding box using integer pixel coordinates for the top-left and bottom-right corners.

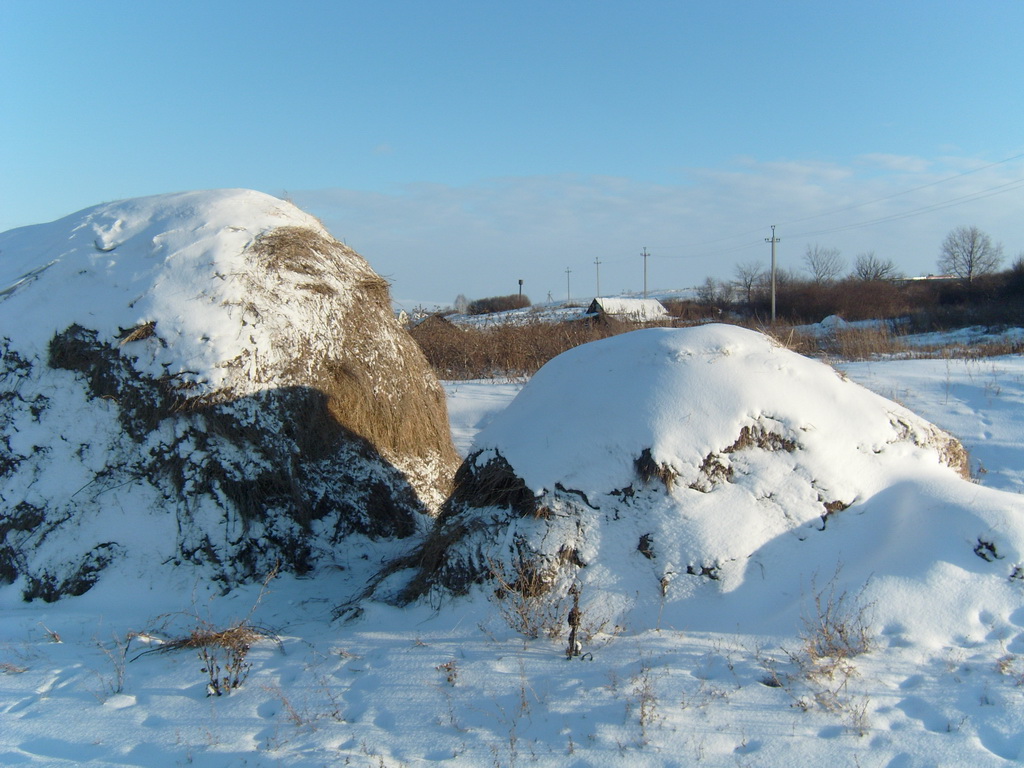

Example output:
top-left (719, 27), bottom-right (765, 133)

top-left (696, 277), bottom-right (733, 308)
top-left (852, 252), bottom-right (900, 281)
top-left (938, 226), bottom-right (1003, 284)
top-left (733, 261), bottom-right (764, 306)
top-left (803, 244), bottom-right (844, 284)
top-left (759, 266), bottom-right (796, 289)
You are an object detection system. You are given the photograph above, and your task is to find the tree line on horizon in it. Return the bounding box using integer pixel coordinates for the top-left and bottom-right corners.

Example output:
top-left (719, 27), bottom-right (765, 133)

top-left (690, 225), bottom-right (1021, 326)
top-left (435, 225), bottom-right (1020, 329)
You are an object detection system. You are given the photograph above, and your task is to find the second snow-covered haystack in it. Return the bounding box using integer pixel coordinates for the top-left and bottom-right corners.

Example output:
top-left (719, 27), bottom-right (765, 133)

top-left (394, 325), bottom-right (1024, 638)
top-left (0, 189), bottom-right (458, 600)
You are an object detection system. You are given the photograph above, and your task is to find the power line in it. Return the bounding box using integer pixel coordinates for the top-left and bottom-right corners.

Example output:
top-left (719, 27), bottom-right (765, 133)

top-left (787, 176), bottom-right (1024, 240)
top-left (778, 151), bottom-right (1024, 229)
top-left (683, 151), bottom-right (1024, 252)
top-left (559, 152), bottom-right (1024, 279)
top-left (663, 168), bottom-right (1024, 263)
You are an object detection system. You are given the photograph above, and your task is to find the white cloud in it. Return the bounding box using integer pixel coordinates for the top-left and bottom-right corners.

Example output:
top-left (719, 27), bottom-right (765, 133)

top-left (292, 154), bottom-right (1024, 308)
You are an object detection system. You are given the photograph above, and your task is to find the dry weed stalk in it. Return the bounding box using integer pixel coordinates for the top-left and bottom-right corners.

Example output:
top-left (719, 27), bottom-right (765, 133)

top-left (754, 571), bottom-right (876, 733)
top-left (136, 569), bottom-right (282, 695)
top-left (119, 321), bottom-right (157, 345)
top-left (799, 571), bottom-right (874, 672)
top-left (629, 656), bottom-right (661, 743)
top-left (145, 620), bottom-right (275, 696)
top-left (488, 555), bottom-right (568, 640)
top-left (436, 659), bottom-right (459, 686)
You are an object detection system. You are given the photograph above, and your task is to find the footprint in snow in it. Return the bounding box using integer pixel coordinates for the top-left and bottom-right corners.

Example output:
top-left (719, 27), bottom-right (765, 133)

top-left (895, 695), bottom-right (949, 733)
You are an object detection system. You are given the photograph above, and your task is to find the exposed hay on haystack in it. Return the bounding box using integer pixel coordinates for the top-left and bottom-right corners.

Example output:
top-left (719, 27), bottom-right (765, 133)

top-left (241, 226), bottom-right (459, 510)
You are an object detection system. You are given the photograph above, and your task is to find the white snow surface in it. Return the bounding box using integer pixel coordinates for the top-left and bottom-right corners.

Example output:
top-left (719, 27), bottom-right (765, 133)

top-left (0, 188), bottom-right (331, 394)
top-left (475, 325), bottom-right (962, 499)
top-left (2, 322), bottom-right (1024, 764)
top-left (423, 326), bottom-right (1018, 644)
top-left (0, 189), bottom-right (451, 597)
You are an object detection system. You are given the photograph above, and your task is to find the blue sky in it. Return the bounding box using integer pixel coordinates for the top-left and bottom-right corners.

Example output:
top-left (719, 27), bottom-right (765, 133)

top-left (3, 1), bottom-right (1023, 307)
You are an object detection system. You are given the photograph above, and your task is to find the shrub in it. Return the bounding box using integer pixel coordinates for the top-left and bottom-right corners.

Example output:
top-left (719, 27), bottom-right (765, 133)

top-left (488, 554), bottom-right (569, 640)
top-left (410, 317), bottom-right (635, 379)
top-left (800, 572), bottom-right (874, 667)
top-left (467, 294), bottom-right (531, 315)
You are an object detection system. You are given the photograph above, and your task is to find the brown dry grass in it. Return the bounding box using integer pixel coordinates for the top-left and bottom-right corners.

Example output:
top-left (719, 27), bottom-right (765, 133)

top-left (411, 315), bottom-right (667, 380)
top-left (415, 314), bottom-right (1021, 382)
top-left (155, 623), bottom-right (270, 655)
top-left (248, 226), bottom-right (459, 505)
top-left (251, 227), bottom-right (339, 277)
top-left (634, 448), bottom-right (678, 491)
top-left (119, 321), bottom-right (157, 345)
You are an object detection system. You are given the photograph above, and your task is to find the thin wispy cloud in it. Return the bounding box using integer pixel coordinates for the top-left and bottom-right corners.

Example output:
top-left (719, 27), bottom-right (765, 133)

top-left (294, 153), bottom-right (1024, 307)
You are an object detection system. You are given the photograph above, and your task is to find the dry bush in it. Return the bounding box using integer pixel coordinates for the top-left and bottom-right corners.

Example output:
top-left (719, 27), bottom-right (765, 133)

top-left (489, 554), bottom-right (569, 640)
top-left (762, 323), bottom-right (910, 361)
top-left (753, 573), bottom-right (874, 733)
top-left (833, 279), bottom-right (911, 321)
top-left (141, 619), bottom-right (279, 696)
top-left (662, 298), bottom-right (715, 321)
top-left (754, 325), bottom-right (821, 357)
top-left (136, 570), bottom-right (282, 696)
top-left (799, 572), bottom-right (874, 671)
top-left (467, 294), bottom-right (531, 315)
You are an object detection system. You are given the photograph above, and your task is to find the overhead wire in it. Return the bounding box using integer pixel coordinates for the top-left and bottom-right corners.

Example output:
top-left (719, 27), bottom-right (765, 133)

top-left (575, 152), bottom-right (1024, 283)
top-left (777, 151), bottom-right (1024, 230)
top-left (661, 153), bottom-right (1024, 261)
top-left (784, 177), bottom-right (1024, 240)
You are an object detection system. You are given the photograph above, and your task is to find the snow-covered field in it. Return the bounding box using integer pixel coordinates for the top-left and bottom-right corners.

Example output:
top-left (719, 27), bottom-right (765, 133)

top-left (2, 344), bottom-right (1024, 767)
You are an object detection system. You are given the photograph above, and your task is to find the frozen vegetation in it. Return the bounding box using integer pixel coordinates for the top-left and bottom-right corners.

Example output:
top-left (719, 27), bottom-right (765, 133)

top-left (2, 192), bottom-right (1024, 766)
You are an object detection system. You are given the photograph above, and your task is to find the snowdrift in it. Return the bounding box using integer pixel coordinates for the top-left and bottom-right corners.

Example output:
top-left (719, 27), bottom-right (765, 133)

top-left (393, 325), bottom-right (1024, 641)
top-left (0, 189), bottom-right (458, 599)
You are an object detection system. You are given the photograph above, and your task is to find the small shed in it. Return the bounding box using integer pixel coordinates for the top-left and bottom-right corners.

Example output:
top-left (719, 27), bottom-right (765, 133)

top-left (586, 297), bottom-right (669, 323)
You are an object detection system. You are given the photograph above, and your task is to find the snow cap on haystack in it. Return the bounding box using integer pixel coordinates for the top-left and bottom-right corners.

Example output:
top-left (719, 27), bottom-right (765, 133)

top-left (390, 326), bottom-right (1024, 638)
top-left (0, 189), bottom-right (458, 599)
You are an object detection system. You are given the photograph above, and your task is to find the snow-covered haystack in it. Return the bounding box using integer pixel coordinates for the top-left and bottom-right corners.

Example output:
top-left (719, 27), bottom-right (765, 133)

top-left (0, 189), bottom-right (458, 600)
top-left (391, 325), bottom-right (1024, 640)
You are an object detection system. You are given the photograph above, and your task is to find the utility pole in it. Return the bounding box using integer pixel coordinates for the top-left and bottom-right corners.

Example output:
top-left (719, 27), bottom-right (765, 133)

top-left (518, 279), bottom-right (523, 298)
top-left (594, 257), bottom-right (602, 298)
top-left (765, 225), bottom-right (780, 323)
top-left (641, 247), bottom-right (649, 298)
top-left (565, 267), bottom-right (572, 304)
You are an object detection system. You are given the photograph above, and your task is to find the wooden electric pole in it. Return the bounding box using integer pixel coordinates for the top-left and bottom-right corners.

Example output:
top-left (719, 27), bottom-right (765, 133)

top-left (594, 257), bottom-right (602, 298)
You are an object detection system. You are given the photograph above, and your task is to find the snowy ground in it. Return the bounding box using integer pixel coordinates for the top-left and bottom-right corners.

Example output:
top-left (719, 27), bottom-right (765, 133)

top-left (3, 349), bottom-right (1024, 767)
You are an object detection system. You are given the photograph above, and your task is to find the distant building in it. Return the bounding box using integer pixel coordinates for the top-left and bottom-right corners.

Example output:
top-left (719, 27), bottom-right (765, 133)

top-left (586, 297), bottom-right (669, 323)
